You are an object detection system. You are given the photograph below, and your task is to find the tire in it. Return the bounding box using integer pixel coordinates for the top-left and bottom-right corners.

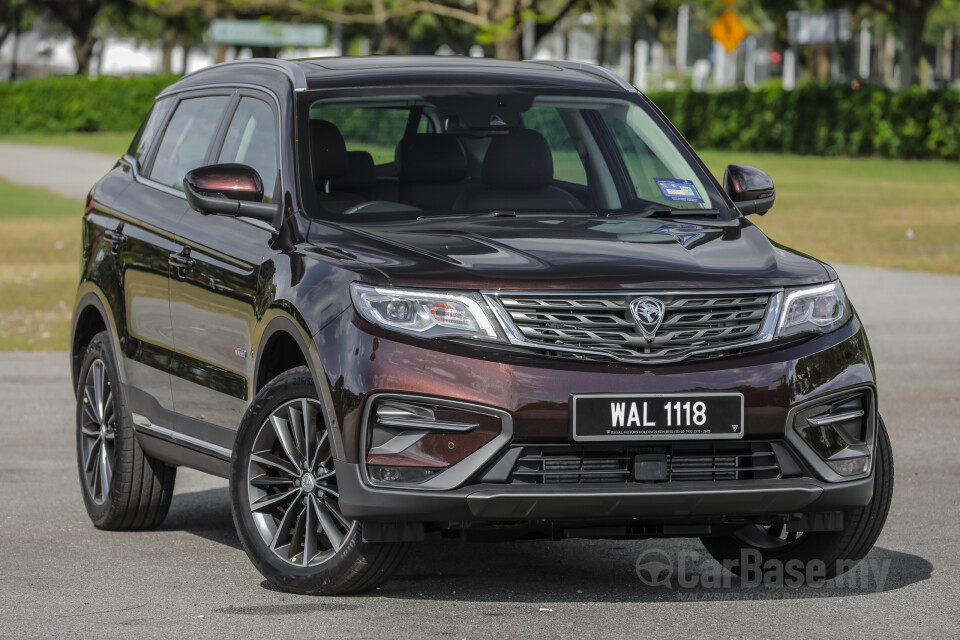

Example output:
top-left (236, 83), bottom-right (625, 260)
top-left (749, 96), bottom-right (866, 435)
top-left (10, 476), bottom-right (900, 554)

top-left (700, 415), bottom-right (893, 583)
top-left (229, 367), bottom-right (408, 595)
top-left (76, 331), bottom-right (177, 530)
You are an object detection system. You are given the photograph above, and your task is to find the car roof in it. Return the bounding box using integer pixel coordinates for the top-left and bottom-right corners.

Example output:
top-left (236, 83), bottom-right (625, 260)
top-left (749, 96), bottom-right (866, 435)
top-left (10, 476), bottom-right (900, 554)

top-left (162, 56), bottom-right (635, 97)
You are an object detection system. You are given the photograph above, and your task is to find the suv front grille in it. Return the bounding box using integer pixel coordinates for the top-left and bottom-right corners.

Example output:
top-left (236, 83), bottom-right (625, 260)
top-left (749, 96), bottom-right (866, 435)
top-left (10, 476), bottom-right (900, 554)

top-left (505, 442), bottom-right (784, 484)
top-left (487, 290), bottom-right (778, 364)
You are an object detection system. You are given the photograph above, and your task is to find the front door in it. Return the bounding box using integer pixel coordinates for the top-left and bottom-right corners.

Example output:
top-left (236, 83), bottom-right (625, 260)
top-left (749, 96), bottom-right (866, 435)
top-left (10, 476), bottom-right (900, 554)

top-left (169, 94), bottom-right (280, 439)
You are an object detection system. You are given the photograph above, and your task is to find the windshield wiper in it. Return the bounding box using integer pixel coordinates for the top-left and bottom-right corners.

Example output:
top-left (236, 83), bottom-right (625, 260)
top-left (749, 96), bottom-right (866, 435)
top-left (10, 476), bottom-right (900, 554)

top-left (606, 207), bottom-right (720, 219)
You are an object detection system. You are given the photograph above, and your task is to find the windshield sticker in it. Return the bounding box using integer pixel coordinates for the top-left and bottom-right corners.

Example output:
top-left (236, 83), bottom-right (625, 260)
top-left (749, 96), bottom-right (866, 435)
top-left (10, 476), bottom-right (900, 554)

top-left (654, 179), bottom-right (704, 204)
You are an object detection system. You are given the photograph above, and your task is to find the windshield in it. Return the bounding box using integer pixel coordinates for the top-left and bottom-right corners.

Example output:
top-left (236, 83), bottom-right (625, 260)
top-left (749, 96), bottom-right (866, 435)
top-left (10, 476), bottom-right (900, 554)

top-left (297, 87), bottom-right (726, 222)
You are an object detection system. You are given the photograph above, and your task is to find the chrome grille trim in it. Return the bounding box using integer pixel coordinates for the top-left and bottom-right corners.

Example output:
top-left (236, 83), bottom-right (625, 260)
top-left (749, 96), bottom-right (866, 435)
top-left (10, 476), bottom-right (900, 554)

top-left (482, 289), bottom-right (783, 364)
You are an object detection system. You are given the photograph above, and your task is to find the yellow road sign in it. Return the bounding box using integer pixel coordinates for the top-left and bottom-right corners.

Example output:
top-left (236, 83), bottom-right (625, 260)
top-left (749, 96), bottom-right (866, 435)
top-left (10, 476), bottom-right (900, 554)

top-left (710, 10), bottom-right (748, 53)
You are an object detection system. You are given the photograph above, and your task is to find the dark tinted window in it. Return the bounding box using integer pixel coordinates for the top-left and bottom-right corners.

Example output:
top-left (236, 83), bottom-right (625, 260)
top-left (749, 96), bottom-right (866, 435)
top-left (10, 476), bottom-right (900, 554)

top-left (149, 95), bottom-right (230, 190)
top-left (522, 106), bottom-right (588, 185)
top-left (217, 97), bottom-right (279, 201)
top-left (128, 97), bottom-right (173, 164)
top-left (311, 107), bottom-right (426, 165)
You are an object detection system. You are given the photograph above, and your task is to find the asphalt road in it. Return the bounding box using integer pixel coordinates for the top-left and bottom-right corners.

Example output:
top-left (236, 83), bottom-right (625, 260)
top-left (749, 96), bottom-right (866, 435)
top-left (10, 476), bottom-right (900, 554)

top-left (1, 264), bottom-right (958, 639)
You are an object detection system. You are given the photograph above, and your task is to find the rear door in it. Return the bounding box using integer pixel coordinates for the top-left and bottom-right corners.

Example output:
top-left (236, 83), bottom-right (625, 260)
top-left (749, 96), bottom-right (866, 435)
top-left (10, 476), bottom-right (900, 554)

top-left (168, 91), bottom-right (280, 439)
top-left (115, 92), bottom-right (232, 419)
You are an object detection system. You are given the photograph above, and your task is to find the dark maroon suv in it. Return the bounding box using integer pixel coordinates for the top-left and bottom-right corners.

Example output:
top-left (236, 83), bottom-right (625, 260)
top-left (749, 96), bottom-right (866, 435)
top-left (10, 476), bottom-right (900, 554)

top-left (71, 57), bottom-right (892, 594)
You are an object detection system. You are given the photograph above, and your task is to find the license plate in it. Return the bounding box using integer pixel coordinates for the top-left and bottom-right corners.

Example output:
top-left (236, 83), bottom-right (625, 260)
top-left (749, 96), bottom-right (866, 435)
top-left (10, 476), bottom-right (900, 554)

top-left (571, 393), bottom-right (744, 441)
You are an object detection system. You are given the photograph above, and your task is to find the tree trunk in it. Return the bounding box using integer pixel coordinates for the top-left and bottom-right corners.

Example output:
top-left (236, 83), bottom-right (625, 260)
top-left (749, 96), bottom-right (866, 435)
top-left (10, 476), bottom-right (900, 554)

top-left (494, 32), bottom-right (521, 60)
top-left (897, 5), bottom-right (928, 88)
top-left (73, 33), bottom-right (96, 76)
top-left (159, 25), bottom-right (180, 74)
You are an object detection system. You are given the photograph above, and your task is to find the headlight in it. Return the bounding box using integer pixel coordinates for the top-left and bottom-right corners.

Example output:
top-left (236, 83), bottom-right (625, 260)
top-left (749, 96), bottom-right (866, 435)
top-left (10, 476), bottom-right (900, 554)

top-left (350, 283), bottom-right (503, 341)
top-left (776, 281), bottom-right (851, 339)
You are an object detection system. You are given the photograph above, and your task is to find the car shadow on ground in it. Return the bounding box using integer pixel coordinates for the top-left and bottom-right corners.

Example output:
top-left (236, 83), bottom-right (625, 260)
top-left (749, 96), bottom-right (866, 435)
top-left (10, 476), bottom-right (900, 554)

top-left (163, 488), bottom-right (931, 603)
top-left (161, 486), bottom-right (241, 550)
top-left (381, 540), bottom-right (932, 603)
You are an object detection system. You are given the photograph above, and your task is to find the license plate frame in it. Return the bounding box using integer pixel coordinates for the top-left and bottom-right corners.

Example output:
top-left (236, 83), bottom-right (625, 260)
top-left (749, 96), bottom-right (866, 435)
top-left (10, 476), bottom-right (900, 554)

top-left (571, 393), bottom-right (745, 442)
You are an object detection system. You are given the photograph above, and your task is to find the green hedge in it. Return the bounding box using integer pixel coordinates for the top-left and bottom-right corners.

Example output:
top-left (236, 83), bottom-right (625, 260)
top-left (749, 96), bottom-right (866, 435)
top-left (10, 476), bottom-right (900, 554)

top-left (648, 84), bottom-right (960, 160)
top-left (2, 75), bottom-right (958, 160)
top-left (0, 74), bottom-right (179, 135)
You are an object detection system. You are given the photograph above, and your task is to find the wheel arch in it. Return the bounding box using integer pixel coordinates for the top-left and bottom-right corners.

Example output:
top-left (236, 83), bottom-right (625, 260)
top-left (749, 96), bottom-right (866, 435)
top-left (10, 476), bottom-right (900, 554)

top-left (71, 286), bottom-right (123, 395)
top-left (252, 312), bottom-right (345, 461)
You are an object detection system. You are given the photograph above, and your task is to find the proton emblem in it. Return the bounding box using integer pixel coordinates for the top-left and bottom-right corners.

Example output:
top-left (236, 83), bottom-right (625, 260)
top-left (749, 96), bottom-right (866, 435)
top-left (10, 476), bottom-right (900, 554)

top-left (630, 297), bottom-right (665, 342)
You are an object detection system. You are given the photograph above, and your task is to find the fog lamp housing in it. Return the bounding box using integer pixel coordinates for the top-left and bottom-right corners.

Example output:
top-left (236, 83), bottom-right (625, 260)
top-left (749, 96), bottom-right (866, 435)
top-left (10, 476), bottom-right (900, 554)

top-left (361, 395), bottom-right (512, 490)
top-left (787, 387), bottom-right (876, 482)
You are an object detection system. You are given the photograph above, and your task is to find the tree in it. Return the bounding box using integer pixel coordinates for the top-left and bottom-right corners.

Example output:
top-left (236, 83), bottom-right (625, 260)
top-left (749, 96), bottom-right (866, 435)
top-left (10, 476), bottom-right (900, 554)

top-left (35, 0), bottom-right (127, 75)
top-left (869, 0), bottom-right (941, 87)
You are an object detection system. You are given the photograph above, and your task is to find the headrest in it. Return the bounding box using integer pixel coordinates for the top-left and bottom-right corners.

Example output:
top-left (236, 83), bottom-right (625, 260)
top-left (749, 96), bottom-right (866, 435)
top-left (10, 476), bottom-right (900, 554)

top-left (481, 129), bottom-right (554, 189)
top-left (310, 120), bottom-right (348, 181)
top-left (396, 134), bottom-right (468, 184)
top-left (332, 151), bottom-right (376, 190)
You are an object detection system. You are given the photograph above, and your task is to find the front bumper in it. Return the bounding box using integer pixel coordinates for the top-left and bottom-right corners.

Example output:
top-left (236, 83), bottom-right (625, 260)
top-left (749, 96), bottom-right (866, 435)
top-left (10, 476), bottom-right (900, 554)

top-left (336, 458), bottom-right (875, 522)
top-left (315, 311), bottom-right (876, 524)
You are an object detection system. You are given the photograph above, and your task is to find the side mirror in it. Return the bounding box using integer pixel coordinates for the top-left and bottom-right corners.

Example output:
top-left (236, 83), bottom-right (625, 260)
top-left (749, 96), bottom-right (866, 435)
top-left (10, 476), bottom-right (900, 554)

top-left (723, 164), bottom-right (776, 216)
top-left (183, 163), bottom-right (279, 224)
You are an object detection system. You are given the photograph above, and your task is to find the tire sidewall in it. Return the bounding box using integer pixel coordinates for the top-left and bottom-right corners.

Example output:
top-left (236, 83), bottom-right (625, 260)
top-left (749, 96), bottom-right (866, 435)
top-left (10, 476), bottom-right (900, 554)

top-left (75, 332), bottom-right (134, 527)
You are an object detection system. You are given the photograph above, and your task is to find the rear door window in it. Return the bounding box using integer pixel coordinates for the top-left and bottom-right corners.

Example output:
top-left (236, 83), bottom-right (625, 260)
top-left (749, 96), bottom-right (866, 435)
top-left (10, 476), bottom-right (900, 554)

top-left (217, 97), bottom-right (280, 201)
top-left (148, 95), bottom-right (230, 190)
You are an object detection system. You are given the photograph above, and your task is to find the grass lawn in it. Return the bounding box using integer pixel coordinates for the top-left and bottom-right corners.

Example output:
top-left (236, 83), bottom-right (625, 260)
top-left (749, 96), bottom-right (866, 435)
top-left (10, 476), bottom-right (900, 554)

top-left (0, 179), bottom-right (81, 351)
top-left (698, 151), bottom-right (960, 275)
top-left (0, 131), bottom-right (134, 156)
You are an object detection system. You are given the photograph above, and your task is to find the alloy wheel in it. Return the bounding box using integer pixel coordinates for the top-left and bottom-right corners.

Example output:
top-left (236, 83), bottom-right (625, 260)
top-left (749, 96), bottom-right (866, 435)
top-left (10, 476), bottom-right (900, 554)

top-left (246, 398), bottom-right (356, 567)
top-left (79, 358), bottom-right (117, 505)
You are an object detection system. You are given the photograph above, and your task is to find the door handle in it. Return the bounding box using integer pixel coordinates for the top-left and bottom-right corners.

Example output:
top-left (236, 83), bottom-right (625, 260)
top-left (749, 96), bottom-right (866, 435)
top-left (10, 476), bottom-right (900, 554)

top-left (104, 224), bottom-right (127, 253)
top-left (169, 249), bottom-right (195, 277)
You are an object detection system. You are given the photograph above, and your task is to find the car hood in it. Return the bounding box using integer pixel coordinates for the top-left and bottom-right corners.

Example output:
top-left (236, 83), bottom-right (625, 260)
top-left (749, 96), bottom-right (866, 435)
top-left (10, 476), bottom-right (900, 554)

top-left (308, 215), bottom-right (831, 290)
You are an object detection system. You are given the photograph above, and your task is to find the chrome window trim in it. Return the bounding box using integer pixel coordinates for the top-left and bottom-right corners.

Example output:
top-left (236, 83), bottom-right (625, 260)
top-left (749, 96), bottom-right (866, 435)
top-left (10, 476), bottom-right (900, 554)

top-left (125, 83), bottom-right (285, 232)
top-left (481, 288), bottom-right (784, 365)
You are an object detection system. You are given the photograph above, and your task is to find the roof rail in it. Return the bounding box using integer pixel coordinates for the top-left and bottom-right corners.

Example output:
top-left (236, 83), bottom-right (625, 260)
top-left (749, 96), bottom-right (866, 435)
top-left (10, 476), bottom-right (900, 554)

top-left (170, 58), bottom-right (308, 92)
top-left (534, 60), bottom-right (635, 92)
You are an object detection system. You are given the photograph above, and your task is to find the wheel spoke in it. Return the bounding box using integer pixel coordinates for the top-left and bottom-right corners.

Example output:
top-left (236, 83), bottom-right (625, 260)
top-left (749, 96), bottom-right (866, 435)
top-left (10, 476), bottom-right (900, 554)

top-left (315, 484), bottom-right (339, 500)
top-left (302, 399), bottom-right (319, 469)
top-left (324, 499), bottom-right (353, 530)
top-left (287, 403), bottom-right (305, 459)
top-left (102, 390), bottom-right (114, 422)
top-left (250, 451), bottom-right (299, 478)
top-left (313, 498), bottom-right (344, 550)
top-left (302, 498), bottom-right (318, 564)
top-left (80, 423), bottom-right (100, 438)
top-left (269, 500), bottom-right (303, 551)
top-left (288, 504), bottom-right (307, 562)
top-left (98, 438), bottom-right (112, 497)
top-left (84, 437), bottom-right (101, 475)
top-left (82, 396), bottom-right (99, 425)
top-left (250, 474), bottom-right (294, 489)
top-left (270, 415), bottom-right (303, 475)
top-left (314, 430), bottom-right (331, 467)
top-left (250, 487), bottom-right (300, 514)
top-left (90, 443), bottom-right (102, 499)
top-left (92, 361), bottom-right (105, 423)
